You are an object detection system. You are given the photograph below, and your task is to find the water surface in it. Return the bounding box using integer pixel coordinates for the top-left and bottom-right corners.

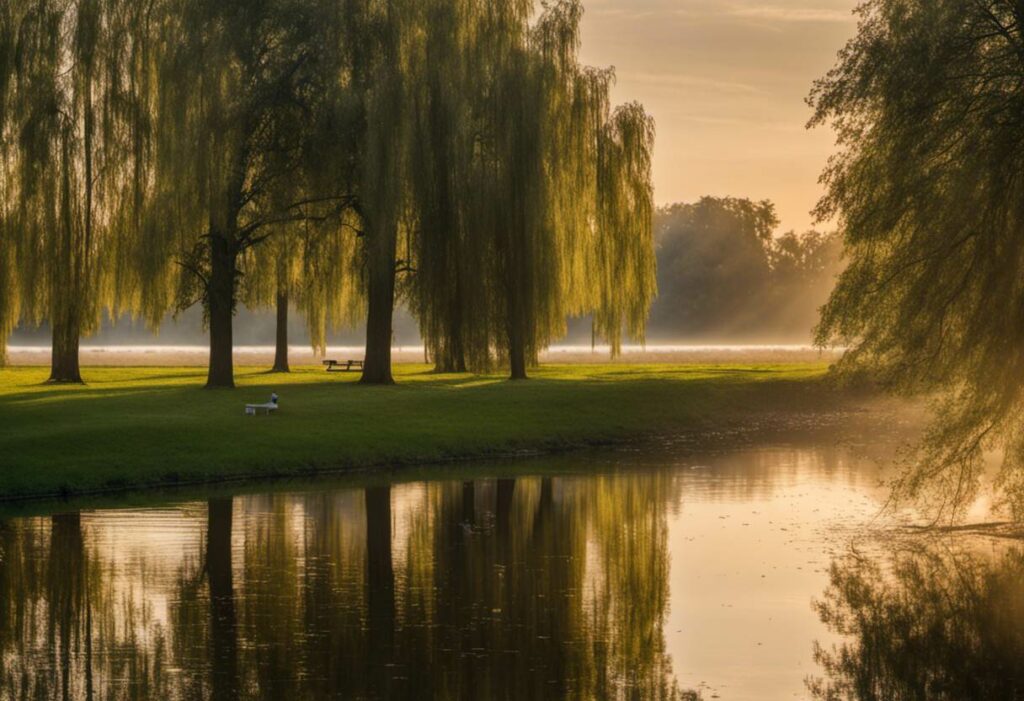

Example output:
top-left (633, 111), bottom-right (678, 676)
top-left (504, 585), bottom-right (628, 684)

top-left (1, 440), bottom-right (1010, 700)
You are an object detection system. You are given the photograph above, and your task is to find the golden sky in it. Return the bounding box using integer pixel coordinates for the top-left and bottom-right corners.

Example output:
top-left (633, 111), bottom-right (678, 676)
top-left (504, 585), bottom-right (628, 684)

top-left (579, 0), bottom-right (859, 233)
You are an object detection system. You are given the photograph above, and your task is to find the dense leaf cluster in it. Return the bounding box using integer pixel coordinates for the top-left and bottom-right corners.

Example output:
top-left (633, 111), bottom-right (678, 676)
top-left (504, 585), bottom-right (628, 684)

top-left (810, 0), bottom-right (1024, 517)
top-left (651, 197), bottom-right (843, 341)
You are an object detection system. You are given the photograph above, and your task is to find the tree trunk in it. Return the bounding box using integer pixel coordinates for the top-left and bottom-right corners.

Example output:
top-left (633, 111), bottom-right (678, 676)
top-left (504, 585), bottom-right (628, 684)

top-left (436, 312), bottom-right (467, 373)
top-left (51, 131), bottom-right (83, 385)
top-left (272, 290), bottom-right (289, 373)
top-left (49, 314), bottom-right (82, 384)
top-left (360, 236), bottom-right (397, 385)
top-left (206, 234), bottom-right (237, 389)
top-left (506, 251), bottom-right (528, 380)
top-left (434, 340), bottom-right (467, 374)
top-left (434, 264), bottom-right (467, 373)
top-left (508, 320), bottom-right (528, 381)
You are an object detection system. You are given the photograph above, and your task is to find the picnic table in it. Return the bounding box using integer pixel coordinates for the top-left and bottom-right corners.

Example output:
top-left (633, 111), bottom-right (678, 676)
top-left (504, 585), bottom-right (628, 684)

top-left (323, 359), bottom-right (364, 373)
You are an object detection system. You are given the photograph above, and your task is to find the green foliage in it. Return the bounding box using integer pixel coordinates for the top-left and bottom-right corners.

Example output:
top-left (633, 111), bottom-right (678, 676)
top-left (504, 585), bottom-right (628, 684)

top-left (145, 0), bottom-right (360, 305)
top-left (0, 3), bottom-right (18, 366)
top-left (2, 0), bottom-right (150, 377)
top-left (810, 0), bottom-right (1024, 519)
top-left (405, 0), bottom-right (657, 373)
top-left (1, 0), bottom-right (657, 384)
top-left (651, 197), bottom-right (842, 340)
top-left (810, 543), bottom-right (1024, 700)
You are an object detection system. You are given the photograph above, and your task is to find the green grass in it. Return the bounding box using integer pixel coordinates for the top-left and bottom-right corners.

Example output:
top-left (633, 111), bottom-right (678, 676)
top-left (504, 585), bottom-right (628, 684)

top-left (0, 362), bottom-right (839, 500)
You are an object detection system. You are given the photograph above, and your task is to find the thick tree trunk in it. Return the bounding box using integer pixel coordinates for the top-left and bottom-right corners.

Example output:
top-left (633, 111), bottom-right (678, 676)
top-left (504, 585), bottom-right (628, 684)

top-left (435, 267), bottom-right (467, 373)
top-left (272, 290), bottom-right (289, 373)
top-left (207, 498), bottom-right (239, 701)
top-left (49, 314), bottom-right (82, 384)
top-left (361, 238), bottom-right (397, 385)
top-left (508, 321), bottom-right (528, 381)
top-left (207, 234), bottom-right (237, 389)
top-left (436, 310), bottom-right (467, 373)
top-left (505, 254), bottom-right (528, 380)
top-left (52, 145), bottom-right (83, 385)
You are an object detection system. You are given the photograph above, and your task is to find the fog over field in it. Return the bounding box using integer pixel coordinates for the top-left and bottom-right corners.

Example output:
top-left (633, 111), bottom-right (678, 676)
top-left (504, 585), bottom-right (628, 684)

top-left (10, 196), bottom-right (842, 354)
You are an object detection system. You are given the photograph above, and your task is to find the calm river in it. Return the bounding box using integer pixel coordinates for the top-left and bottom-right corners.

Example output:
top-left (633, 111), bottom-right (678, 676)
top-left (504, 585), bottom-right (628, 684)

top-left (0, 439), bottom-right (1018, 700)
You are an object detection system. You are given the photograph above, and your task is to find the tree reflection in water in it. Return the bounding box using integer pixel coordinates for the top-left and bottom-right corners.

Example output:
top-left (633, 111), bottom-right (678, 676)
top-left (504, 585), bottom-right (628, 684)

top-left (809, 541), bottom-right (1024, 700)
top-left (0, 512), bottom-right (172, 699)
top-left (0, 473), bottom-right (689, 699)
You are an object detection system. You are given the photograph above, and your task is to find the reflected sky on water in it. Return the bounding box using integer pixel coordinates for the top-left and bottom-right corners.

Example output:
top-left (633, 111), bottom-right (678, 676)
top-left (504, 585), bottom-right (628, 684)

top-left (2, 441), bottom-right (1010, 700)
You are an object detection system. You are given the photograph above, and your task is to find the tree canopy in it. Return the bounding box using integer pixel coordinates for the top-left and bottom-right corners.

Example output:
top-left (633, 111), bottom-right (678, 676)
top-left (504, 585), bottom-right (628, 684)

top-left (650, 197), bottom-right (841, 341)
top-left (0, 0), bottom-right (657, 386)
top-left (810, 0), bottom-right (1024, 517)
top-left (1, 0), bottom-right (149, 380)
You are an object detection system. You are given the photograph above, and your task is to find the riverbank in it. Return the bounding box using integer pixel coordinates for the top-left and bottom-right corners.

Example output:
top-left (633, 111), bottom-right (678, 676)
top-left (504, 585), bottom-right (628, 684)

top-left (0, 363), bottom-right (890, 501)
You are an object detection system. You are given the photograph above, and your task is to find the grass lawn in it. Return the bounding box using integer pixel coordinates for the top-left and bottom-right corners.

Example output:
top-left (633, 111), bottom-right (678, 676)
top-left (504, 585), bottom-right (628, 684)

top-left (0, 362), bottom-right (841, 500)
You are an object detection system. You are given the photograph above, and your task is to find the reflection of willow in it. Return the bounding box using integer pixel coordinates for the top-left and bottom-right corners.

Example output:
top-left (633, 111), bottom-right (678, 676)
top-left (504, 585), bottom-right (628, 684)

top-left (240, 494), bottom-right (303, 699)
top-left (168, 493), bottom-right (367, 699)
top-left (208, 498), bottom-right (240, 701)
top-left (298, 489), bottom-right (368, 699)
top-left (0, 514), bottom-right (168, 699)
top-left (395, 473), bottom-right (682, 700)
top-left (809, 543), bottom-right (1024, 700)
top-left (214, 474), bottom-right (684, 699)
top-left (0, 472), bottom-right (684, 698)
top-left (586, 474), bottom-right (677, 700)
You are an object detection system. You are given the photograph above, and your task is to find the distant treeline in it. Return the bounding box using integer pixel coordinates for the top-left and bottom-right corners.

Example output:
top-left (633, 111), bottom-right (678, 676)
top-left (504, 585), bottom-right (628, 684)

top-left (11, 195), bottom-right (842, 348)
top-left (647, 197), bottom-right (843, 343)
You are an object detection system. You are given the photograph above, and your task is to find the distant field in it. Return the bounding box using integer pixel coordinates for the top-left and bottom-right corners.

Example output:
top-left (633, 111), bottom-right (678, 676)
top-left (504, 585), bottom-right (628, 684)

top-left (0, 362), bottom-right (863, 501)
top-left (6, 343), bottom-right (843, 367)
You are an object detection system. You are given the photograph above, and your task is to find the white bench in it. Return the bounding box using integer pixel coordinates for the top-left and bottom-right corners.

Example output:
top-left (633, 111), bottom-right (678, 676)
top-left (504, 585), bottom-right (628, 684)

top-left (245, 402), bottom-right (278, 416)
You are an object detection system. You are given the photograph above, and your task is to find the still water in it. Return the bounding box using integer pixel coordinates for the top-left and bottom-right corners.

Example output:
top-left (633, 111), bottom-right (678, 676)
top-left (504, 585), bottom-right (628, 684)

top-left (0, 441), bottom-right (1019, 700)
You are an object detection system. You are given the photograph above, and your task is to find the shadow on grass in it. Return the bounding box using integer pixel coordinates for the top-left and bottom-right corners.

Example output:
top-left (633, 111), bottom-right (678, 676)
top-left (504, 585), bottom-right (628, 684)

top-left (2, 371), bottom-right (699, 418)
top-left (2, 385), bottom-right (193, 405)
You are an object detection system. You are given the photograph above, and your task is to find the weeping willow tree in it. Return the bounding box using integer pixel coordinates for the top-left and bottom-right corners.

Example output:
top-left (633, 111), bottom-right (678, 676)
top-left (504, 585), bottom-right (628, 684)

top-left (403, 0), bottom-right (497, 373)
top-left (404, 0), bottom-right (656, 380)
top-left (0, 3), bottom-right (19, 366)
top-left (810, 1), bottom-right (1024, 520)
top-left (241, 214), bottom-right (364, 373)
top-left (500, 1), bottom-right (655, 378)
top-left (5, 0), bottom-right (148, 382)
top-left (241, 226), bottom-right (305, 373)
top-left (592, 103), bottom-right (658, 354)
top-left (146, 0), bottom-right (359, 388)
top-left (355, 0), bottom-right (416, 386)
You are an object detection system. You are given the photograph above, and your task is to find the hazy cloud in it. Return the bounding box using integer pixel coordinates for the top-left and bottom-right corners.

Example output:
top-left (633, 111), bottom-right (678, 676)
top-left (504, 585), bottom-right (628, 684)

top-left (619, 70), bottom-right (763, 95)
top-left (580, 0), bottom-right (858, 231)
top-left (728, 5), bottom-right (854, 23)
